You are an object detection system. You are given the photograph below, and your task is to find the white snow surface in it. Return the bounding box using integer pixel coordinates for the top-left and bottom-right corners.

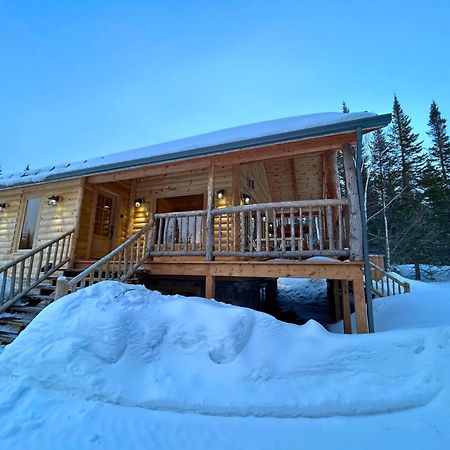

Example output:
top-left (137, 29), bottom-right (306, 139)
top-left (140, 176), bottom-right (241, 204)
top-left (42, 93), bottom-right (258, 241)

top-left (0, 111), bottom-right (375, 188)
top-left (0, 279), bottom-right (450, 449)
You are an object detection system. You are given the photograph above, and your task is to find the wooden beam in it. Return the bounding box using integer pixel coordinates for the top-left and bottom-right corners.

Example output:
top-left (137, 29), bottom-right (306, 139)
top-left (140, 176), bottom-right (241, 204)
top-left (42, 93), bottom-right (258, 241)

top-left (86, 133), bottom-right (357, 185)
top-left (143, 260), bottom-right (364, 280)
top-left (342, 143), bottom-right (363, 261)
top-left (353, 278), bottom-right (368, 333)
top-left (205, 275), bottom-right (216, 299)
top-left (341, 280), bottom-right (352, 334)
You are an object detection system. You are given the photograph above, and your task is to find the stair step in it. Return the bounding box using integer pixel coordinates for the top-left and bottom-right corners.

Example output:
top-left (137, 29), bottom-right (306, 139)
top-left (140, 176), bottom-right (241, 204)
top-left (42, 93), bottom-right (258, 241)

top-left (0, 316), bottom-right (32, 329)
top-left (8, 305), bottom-right (45, 315)
top-left (0, 330), bottom-right (18, 345)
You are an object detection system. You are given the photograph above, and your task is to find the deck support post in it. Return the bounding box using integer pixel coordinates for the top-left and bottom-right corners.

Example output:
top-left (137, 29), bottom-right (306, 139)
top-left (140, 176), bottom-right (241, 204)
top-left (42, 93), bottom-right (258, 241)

top-left (352, 277), bottom-right (368, 333)
top-left (205, 275), bottom-right (216, 299)
top-left (55, 276), bottom-right (69, 300)
top-left (205, 164), bottom-right (216, 261)
top-left (341, 280), bottom-right (352, 334)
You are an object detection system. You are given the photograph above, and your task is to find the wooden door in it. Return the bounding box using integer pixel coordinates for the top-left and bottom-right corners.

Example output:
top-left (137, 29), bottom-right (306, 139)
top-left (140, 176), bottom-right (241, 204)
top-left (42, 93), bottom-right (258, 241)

top-left (90, 191), bottom-right (117, 258)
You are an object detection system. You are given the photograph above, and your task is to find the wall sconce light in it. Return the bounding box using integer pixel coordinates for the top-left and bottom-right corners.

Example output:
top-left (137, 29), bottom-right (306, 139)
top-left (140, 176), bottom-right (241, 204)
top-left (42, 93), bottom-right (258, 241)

top-left (242, 193), bottom-right (250, 205)
top-left (0, 202), bottom-right (7, 212)
top-left (48, 195), bottom-right (60, 206)
top-left (216, 190), bottom-right (225, 200)
top-left (134, 198), bottom-right (144, 208)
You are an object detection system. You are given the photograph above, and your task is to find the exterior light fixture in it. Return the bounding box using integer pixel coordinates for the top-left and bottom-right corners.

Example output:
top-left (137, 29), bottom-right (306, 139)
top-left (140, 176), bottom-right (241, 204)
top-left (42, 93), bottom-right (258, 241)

top-left (216, 190), bottom-right (225, 200)
top-left (134, 198), bottom-right (144, 208)
top-left (0, 202), bottom-right (7, 211)
top-left (242, 193), bottom-right (250, 205)
top-left (47, 195), bottom-right (60, 206)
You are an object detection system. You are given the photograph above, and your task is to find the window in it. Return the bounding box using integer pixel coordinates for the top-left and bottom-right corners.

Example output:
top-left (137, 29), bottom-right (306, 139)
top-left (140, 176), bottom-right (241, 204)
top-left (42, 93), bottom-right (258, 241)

top-left (18, 197), bottom-right (41, 250)
top-left (93, 193), bottom-right (113, 237)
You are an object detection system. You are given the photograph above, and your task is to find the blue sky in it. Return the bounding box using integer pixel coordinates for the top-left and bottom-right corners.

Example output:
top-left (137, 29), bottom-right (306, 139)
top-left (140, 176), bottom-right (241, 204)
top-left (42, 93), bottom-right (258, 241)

top-left (1, 0), bottom-right (449, 174)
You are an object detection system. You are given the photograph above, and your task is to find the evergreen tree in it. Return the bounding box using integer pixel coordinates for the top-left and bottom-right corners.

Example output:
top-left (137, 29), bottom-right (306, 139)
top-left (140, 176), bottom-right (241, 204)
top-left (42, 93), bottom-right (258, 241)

top-left (388, 95), bottom-right (424, 192)
top-left (427, 100), bottom-right (450, 181)
top-left (342, 101), bottom-right (350, 113)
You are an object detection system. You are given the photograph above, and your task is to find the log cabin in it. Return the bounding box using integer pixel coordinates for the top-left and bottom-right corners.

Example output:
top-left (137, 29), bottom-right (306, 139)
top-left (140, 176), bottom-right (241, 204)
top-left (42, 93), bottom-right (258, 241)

top-left (0, 111), bottom-right (398, 338)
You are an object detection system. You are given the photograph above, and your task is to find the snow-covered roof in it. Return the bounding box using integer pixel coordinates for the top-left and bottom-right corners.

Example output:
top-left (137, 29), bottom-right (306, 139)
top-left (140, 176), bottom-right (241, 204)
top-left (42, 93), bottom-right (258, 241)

top-left (0, 111), bottom-right (390, 189)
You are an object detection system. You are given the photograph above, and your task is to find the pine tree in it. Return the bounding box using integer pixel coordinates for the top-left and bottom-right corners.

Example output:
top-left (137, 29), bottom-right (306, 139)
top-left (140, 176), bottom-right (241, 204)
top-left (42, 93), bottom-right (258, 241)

top-left (366, 130), bottom-right (393, 267)
top-left (427, 100), bottom-right (450, 182)
top-left (389, 95), bottom-right (424, 193)
top-left (342, 101), bottom-right (350, 113)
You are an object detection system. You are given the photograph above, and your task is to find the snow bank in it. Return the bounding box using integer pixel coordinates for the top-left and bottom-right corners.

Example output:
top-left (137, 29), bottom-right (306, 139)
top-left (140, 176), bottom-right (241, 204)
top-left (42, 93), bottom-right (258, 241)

top-left (0, 281), bottom-right (444, 419)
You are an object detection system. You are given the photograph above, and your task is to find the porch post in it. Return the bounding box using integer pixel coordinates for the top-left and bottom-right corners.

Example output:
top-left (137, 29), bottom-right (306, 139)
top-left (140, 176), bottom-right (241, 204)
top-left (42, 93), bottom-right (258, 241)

top-left (355, 127), bottom-right (375, 332)
top-left (342, 144), bottom-right (363, 261)
top-left (205, 163), bottom-right (215, 261)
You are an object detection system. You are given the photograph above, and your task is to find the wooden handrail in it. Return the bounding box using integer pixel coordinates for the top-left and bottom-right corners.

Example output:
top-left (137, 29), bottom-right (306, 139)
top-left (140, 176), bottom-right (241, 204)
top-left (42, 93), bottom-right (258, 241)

top-left (0, 229), bottom-right (74, 272)
top-left (212, 199), bottom-right (349, 215)
top-left (369, 262), bottom-right (411, 297)
top-left (54, 221), bottom-right (154, 298)
top-left (0, 229), bottom-right (75, 312)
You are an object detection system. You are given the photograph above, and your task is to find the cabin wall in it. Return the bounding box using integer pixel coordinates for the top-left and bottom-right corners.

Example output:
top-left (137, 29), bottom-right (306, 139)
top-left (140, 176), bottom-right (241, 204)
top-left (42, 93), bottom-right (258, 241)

top-left (0, 179), bottom-right (83, 266)
top-left (131, 164), bottom-right (234, 232)
top-left (239, 161), bottom-right (272, 204)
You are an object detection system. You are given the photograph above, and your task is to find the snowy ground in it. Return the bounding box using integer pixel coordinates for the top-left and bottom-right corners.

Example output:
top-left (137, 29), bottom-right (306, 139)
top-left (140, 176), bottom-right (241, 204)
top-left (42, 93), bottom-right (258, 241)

top-left (0, 280), bottom-right (449, 449)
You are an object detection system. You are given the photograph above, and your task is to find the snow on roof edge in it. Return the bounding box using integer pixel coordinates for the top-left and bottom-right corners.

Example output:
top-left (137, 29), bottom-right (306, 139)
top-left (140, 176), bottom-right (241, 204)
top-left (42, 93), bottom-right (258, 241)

top-left (0, 111), bottom-right (391, 190)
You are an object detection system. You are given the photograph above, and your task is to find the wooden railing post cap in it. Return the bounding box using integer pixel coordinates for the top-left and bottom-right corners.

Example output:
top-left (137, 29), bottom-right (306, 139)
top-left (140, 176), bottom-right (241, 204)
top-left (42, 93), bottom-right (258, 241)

top-left (55, 276), bottom-right (69, 300)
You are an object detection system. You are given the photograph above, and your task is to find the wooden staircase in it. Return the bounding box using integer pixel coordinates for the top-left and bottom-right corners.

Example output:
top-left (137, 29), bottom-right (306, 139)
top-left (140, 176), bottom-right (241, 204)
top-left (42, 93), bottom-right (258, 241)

top-left (0, 222), bottom-right (153, 345)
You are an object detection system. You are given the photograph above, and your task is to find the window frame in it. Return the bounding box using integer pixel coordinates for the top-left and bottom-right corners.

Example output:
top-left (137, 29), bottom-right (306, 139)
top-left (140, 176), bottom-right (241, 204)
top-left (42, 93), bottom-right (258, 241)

top-left (15, 195), bottom-right (42, 251)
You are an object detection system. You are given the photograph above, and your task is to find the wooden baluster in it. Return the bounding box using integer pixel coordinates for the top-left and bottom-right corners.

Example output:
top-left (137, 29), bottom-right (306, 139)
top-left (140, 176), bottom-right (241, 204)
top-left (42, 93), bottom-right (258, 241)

top-left (226, 213), bottom-right (230, 252)
top-left (123, 248), bottom-right (128, 276)
top-left (27, 254), bottom-right (35, 287)
top-left (218, 213), bottom-right (222, 253)
top-left (308, 207), bottom-right (313, 251)
top-left (326, 205), bottom-right (334, 250)
top-left (59, 236), bottom-right (66, 263)
top-left (157, 218), bottom-right (163, 251)
top-left (272, 208), bottom-right (277, 251)
top-left (318, 207), bottom-right (324, 250)
top-left (18, 260), bottom-right (25, 293)
top-left (240, 211), bottom-right (246, 252)
top-left (36, 249), bottom-right (44, 282)
top-left (386, 276), bottom-right (390, 296)
top-left (290, 207), bottom-right (295, 252)
top-left (192, 215), bottom-right (197, 251)
top-left (265, 209), bottom-right (270, 252)
top-left (53, 240), bottom-right (60, 268)
top-left (163, 218), bottom-right (169, 252)
top-left (45, 244), bottom-right (53, 275)
top-left (232, 212), bottom-right (237, 252)
top-left (338, 204), bottom-right (343, 250)
top-left (171, 217), bottom-right (176, 251)
top-left (89, 270), bottom-right (95, 286)
top-left (256, 209), bottom-right (262, 252)
top-left (184, 216), bottom-right (189, 252)
top-left (299, 207), bottom-right (303, 252)
top-left (1, 268), bottom-right (8, 302)
top-left (280, 208), bottom-right (286, 252)
top-left (9, 265), bottom-right (17, 300)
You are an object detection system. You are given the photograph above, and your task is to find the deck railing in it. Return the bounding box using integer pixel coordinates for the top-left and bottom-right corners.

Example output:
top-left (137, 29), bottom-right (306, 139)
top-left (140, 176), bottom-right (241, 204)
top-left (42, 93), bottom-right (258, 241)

top-left (370, 262), bottom-right (411, 297)
top-left (0, 229), bottom-right (74, 312)
top-left (55, 221), bottom-right (153, 298)
top-left (148, 199), bottom-right (349, 259)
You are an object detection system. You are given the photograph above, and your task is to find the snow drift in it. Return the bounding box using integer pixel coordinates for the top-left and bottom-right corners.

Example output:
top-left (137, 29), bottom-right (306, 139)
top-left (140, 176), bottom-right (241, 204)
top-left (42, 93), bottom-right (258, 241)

top-left (0, 281), bottom-right (445, 418)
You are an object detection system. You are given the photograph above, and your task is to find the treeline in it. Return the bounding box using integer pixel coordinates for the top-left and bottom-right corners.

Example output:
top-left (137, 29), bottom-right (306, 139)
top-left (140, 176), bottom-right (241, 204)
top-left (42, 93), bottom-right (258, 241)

top-left (345, 97), bottom-right (450, 270)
